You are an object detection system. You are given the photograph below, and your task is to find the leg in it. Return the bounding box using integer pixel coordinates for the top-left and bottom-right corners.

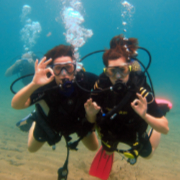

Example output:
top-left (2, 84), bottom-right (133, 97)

top-left (145, 129), bottom-right (161, 159)
top-left (28, 122), bottom-right (45, 152)
top-left (81, 131), bottom-right (99, 151)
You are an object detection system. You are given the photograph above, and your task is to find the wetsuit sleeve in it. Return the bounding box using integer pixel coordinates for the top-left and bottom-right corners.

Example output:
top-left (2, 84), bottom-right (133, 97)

top-left (147, 100), bottom-right (164, 118)
top-left (141, 84), bottom-right (164, 118)
top-left (29, 88), bottom-right (46, 105)
top-left (29, 80), bottom-right (57, 105)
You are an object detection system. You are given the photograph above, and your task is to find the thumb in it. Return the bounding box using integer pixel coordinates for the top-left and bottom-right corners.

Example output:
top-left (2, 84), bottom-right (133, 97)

top-left (131, 102), bottom-right (135, 110)
top-left (34, 59), bottom-right (38, 72)
top-left (84, 102), bottom-right (87, 107)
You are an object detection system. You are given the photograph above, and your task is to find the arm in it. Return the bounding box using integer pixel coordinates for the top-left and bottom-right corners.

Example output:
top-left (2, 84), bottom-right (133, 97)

top-left (11, 81), bottom-right (41, 109)
top-left (11, 57), bottom-right (55, 109)
top-left (143, 114), bottom-right (169, 134)
top-left (131, 93), bottom-right (169, 134)
top-left (5, 60), bottom-right (21, 76)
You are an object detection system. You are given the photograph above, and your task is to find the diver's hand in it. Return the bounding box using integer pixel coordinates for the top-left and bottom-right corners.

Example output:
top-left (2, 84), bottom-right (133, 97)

top-left (84, 98), bottom-right (101, 123)
top-left (32, 57), bottom-right (55, 86)
top-left (131, 93), bottom-right (147, 119)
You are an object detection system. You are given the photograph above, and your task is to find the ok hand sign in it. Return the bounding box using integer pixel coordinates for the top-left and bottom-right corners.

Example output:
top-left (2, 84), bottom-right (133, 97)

top-left (32, 57), bottom-right (55, 86)
top-left (131, 93), bottom-right (147, 119)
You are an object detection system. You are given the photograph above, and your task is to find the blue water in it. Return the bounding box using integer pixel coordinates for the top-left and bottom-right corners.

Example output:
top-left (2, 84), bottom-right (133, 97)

top-left (0, 0), bottom-right (179, 179)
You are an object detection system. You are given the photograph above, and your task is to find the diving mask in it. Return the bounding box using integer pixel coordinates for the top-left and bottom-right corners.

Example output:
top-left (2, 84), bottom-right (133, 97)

top-left (104, 63), bottom-right (130, 78)
top-left (52, 62), bottom-right (76, 76)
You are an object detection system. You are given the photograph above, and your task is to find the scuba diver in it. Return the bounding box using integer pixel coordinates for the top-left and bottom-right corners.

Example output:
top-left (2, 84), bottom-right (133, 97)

top-left (11, 44), bottom-right (99, 179)
top-left (5, 51), bottom-right (37, 86)
top-left (86, 35), bottom-right (170, 180)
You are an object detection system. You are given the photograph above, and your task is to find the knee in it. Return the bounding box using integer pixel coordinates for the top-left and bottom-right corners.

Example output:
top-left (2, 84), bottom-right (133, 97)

top-left (90, 142), bottom-right (99, 151)
top-left (143, 147), bottom-right (155, 159)
top-left (86, 140), bottom-right (99, 151)
top-left (27, 140), bottom-right (44, 152)
top-left (27, 145), bottom-right (39, 153)
top-left (84, 139), bottom-right (99, 151)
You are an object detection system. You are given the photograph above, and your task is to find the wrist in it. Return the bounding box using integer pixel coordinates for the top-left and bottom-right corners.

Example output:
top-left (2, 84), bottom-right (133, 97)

top-left (29, 81), bottom-right (42, 91)
top-left (141, 112), bottom-right (148, 121)
top-left (85, 113), bottom-right (96, 123)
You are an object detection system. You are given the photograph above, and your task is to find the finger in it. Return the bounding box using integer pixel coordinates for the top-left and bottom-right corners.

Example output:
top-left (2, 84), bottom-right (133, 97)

top-left (34, 59), bottom-right (39, 72)
top-left (92, 102), bottom-right (99, 108)
top-left (87, 98), bottom-right (92, 102)
top-left (85, 98), bottom-right (91, 106)
top-left (137, 93), bottom-right (147, 105)
top-left (45, 67), bottom-right (54, 76)
top-left (47, 74), bottom-right (55, 83)
top-left (132, 98), bottom-right (139, 106)
top-left (131, 102), bottom-right (136, 110)
top-left (39, 57), bottom-right (47, 65)
top-left (87, 98), bottom-right (92, 106)
top-left (84, 102), bottom-right (87, 108)
top-left (96, 105), bottom-right (101, 110)
top-left (142, 96), bottom-right (147, 104)
top-left (44, 58), bottom-right (52, 66)
top-left (92, 102), bottom-right (101, 110)
top-left (84, 98), bottom-right (91, 107)
top-left (131, 100), bottom-right (140, 110)
top-left (136, 93), bottom-right (144, 100)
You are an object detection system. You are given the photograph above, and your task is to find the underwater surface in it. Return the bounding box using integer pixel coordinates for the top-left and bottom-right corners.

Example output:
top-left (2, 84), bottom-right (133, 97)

top-left (0, 0), bottom-right (179, 179)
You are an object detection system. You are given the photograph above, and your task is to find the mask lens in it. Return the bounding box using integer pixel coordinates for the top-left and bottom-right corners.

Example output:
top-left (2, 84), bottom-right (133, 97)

top-left (53, 63), bottom-right (75, 76)
top-left (105, 65), bottom-right (129, 77)
top-left (119, 65), bottom-right (129, 74)
top-left (64, 63), bottom-right (75, 74)
top-left (105, 67), bottom-right (115, 77)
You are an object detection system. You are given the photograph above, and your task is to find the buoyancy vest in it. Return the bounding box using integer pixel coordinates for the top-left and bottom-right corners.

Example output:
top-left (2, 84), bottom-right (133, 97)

top-left (93, 71), bottom-right (152, 143)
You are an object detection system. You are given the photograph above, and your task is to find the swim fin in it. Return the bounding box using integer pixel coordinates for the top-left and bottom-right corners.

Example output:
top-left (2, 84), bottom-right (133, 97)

top-left (89, 146), bottom-right (114, 180)
top-left (16, 110), bottom-right (35, 132)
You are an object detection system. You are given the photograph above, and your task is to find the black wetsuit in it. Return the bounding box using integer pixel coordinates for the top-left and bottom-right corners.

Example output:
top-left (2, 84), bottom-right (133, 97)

top-left (29, 71), bottom-right (98, 145)
top-left (92, 72), bottom-right (164, 157)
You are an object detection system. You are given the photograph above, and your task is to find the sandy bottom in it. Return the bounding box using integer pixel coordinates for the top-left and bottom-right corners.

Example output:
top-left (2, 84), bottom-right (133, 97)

top-left (0, 76), bottom-right (180, 180)
top-left (0, 108), bottom-right (180, 180)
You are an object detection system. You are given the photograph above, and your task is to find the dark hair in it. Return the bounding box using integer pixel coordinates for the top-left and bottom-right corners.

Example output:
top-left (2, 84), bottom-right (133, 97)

top-left (103, 34), bottom-right (138, 67)
top-left (44, 44), bottom-right (75, 66)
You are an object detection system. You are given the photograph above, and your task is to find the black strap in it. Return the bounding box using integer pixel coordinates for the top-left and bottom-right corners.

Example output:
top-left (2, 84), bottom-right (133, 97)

top-left (58, 136), bottom-right (69, 180)
top-left (35, 104), bottom-right (61, 145)
top-left (102, 91), bottom-right (133, 122)
top-left (57, 136), bottom-right (83, 180)
top-left (36, 104), bottom-right (56, 139)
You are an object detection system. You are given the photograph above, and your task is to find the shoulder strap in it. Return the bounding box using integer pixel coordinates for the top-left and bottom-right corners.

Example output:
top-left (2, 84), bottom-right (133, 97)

top-left (100, 72), bottom-right (146, 123)
top-left (101, 91), bottom-right (133, 123)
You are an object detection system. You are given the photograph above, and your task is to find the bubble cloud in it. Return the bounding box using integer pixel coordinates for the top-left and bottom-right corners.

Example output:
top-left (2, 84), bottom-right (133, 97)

top-left (58, 0), bottom-right (93, 60)
top-left (20, 5), bottom-right (42, 52)
top-left (120, 1), bottom-right (135, 35)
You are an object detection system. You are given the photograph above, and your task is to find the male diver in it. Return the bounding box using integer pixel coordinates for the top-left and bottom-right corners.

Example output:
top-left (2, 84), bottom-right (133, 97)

top-left (11, 44), bottom-right (99, 179)
top-left (85, 35), bottom-right (170, 180)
